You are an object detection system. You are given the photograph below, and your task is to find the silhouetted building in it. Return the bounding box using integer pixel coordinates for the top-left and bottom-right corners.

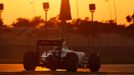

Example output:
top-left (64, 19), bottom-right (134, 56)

top-left (59, 0), bottom-right (72, 22)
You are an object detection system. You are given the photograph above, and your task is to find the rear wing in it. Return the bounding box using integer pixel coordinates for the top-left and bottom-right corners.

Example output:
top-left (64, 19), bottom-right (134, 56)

top-left (36, 39), bottom-right (64, 46)
top-left (36, 39), bottom-right (64, 63)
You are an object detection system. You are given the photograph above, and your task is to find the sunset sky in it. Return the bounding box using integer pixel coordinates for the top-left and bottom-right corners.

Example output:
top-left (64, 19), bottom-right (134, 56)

top-left (0, 0), bottom-right (134, 26)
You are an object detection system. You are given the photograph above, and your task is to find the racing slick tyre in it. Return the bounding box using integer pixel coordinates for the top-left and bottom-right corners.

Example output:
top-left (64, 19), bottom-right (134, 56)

top-left (65, 52), bottom-right (78, 72)
top-left (45, 55), bottom-right (57, 71)
top-left (88, 53), bottom-right (101, 72)
top-left (23, 52), bottom-right (38, 70)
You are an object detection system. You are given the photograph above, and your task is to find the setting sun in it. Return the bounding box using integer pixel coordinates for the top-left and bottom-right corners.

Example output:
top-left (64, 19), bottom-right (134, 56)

top-left (0, 0), bottom-right (134, 25)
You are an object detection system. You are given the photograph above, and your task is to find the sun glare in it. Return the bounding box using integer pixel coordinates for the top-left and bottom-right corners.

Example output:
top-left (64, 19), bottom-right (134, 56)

top-left (35, 67), bottom-right (50, 71)
top-left (0, 0), bottom-right (133, 25)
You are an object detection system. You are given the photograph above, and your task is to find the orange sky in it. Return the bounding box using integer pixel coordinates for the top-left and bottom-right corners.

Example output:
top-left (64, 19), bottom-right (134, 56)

top-left (0, 0), bottom-right (134, 25)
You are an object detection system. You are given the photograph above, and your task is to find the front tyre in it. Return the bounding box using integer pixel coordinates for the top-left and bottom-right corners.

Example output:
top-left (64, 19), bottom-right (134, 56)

top-left (65, 52), bottom-right (78, 72)
top-left (88, 53), bottom-right (101, 72)
top-left (23, 52), bottom-right (38, 70)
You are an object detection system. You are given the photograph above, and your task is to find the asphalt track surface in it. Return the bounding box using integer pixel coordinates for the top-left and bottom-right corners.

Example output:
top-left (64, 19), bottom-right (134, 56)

top-left (0, 64), bottom-right (134, 75)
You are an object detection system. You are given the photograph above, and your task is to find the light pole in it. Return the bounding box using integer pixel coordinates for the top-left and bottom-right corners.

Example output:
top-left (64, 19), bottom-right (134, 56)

top-left (89, 4), bottom-right (96, 50)
top-left (106, 0), bottom-right (112, 21)
top-left (89, 4), bottom-right (96, 22)
top-left (0, 3), bottom-right (4, 20)
top-left (113, 0), bottom-right (117, 23)
top-left (30, 1), bottom-right (36, 17)
top-left (132, 0), bottom-right (134, 24)
top-left (76, 0), bottom-right (79, 19)
top-left (133, 0), bottom-right (134, 14)
top-left (43, 2), bottom-right (49, 23)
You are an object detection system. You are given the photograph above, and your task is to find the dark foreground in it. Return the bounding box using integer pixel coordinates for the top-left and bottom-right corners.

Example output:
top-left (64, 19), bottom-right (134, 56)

top-left (1, 71), bottom-right (134, 75)
top-left (0, 64), bottom-right (134, 75)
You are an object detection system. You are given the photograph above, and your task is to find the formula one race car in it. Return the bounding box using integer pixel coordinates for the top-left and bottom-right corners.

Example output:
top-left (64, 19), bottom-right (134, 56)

top-left (23, 39), bottom-right (101, 72)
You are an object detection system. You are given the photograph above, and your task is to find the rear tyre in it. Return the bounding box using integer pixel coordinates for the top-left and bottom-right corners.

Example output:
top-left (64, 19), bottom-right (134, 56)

top-left (65, 52), bottom-right (78, 72)
top-left (88, 53), bottom-right (101, 72)
top-left (23, 52), bottom-right (38, 70)
top-left (45, 55), bottom-right (57, 71)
